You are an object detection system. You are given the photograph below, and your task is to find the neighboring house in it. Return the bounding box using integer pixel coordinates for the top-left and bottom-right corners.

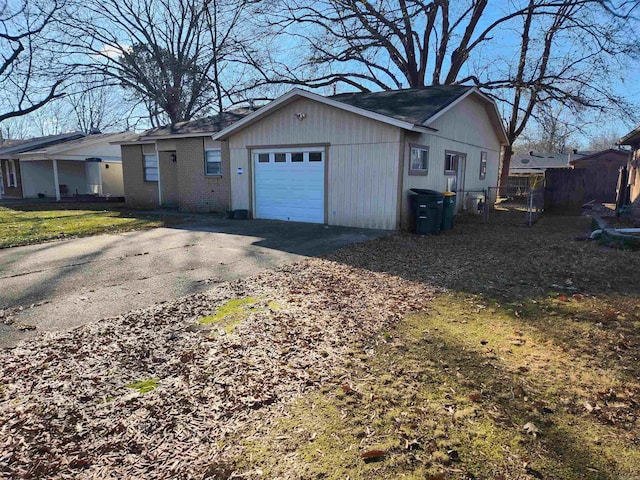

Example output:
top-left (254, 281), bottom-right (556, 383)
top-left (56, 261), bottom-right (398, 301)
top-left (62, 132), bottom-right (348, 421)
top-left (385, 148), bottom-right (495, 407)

top-left (0, 132), bottom-right (85, 199)
top-left (119, 109), bottom-right (253, 211)
top-left (569, 149), bottom-right (629, 203)
top-left (619, 126), bottom-right (640, 210)
top-left (17, 133), bottom-right (132, 200)
top-left (120, 86), bottom-right (508, 230)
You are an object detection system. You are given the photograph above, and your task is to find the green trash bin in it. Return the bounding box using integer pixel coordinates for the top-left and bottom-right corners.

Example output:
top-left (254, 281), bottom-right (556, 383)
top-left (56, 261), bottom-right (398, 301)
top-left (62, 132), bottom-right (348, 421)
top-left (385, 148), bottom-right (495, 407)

top-left (441, 191), bottom-right (456, 231)
top-left (409, 189), bottom-right (444, 235)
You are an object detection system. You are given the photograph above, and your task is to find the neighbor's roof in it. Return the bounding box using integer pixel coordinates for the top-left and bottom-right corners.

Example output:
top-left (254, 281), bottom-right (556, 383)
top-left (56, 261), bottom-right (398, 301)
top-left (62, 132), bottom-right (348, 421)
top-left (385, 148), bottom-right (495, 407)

top-left (331, 85), bottom-right (473, 126)
top-left (131, 108), bottom-right (255, 141)
top-left (510, 151), bottom-right (589, 173)
top-left (0, 132), bottom-right (85, 157)
top-left (619, 125), bottom-right (640, 146)
top-left (213, 87), bottom-right (509, 144)
top-left (569, 148), bottom-right (629, 165)
top-left (22, 132), bottom-right (137, 156)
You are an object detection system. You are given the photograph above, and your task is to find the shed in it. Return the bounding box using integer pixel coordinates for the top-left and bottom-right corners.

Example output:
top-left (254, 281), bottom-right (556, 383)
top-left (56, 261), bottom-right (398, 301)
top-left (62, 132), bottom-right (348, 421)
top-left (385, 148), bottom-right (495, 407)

top-left (569, 149), bottom-right (629, 202)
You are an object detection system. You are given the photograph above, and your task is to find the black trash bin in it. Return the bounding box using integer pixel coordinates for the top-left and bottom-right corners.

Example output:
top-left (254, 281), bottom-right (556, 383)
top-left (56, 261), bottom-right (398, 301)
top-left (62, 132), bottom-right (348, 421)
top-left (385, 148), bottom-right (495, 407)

top-left (409, 189), bottom-right (444, 235)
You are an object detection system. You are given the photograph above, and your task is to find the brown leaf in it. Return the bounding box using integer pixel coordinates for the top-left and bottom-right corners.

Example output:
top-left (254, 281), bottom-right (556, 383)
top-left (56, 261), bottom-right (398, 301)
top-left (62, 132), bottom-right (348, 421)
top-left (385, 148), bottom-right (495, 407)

top-left (360, 449), bottom-right (385, 461)
top-left (469, 392), bottom-right (482, 402)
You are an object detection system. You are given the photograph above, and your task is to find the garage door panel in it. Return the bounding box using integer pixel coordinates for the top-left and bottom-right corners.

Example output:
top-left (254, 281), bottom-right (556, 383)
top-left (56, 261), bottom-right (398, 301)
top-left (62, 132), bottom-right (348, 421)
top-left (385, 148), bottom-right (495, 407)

top-left (254, 149), bottom-right (325, 223)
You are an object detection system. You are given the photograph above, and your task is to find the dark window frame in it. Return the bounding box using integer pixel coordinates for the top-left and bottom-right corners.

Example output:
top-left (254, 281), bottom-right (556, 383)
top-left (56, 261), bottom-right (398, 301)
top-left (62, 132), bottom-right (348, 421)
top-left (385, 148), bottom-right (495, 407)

top-left (408, 144), bottom-right (429, 176)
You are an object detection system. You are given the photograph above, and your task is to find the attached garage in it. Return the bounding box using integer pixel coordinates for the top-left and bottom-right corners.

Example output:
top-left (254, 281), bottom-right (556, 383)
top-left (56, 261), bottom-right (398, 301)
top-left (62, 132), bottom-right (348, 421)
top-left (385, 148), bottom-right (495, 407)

top-left (253, 148), bottom-right (325, 223)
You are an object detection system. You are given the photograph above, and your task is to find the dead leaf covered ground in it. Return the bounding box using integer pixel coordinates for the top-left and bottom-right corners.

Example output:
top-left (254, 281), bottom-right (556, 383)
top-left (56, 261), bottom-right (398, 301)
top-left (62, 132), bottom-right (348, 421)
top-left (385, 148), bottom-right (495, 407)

top-left (1, 208), bottom-right (639, 479)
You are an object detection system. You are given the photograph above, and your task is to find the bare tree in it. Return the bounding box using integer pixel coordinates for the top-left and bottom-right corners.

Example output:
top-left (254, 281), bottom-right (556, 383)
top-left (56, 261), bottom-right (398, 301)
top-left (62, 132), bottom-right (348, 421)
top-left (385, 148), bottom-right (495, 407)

top-left (62, 0), bottom-right (263, 126)
top-left (0, 0), bottom-right (70, 123)
top-left (268, 0), bottom-right (638, 185)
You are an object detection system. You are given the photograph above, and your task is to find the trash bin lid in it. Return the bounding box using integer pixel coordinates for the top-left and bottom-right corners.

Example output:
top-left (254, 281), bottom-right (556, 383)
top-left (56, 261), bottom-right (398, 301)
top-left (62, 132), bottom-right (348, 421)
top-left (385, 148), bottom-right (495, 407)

top-left (443, 191), bottom-right (456, 196)
top-left (410, 188), bottom-right (444, 197)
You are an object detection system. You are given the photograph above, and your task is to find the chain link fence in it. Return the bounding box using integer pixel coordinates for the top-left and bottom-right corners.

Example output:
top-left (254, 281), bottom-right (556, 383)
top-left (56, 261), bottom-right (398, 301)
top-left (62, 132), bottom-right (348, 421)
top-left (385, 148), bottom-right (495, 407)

top-left (455, 186), bottom-right (545, 226)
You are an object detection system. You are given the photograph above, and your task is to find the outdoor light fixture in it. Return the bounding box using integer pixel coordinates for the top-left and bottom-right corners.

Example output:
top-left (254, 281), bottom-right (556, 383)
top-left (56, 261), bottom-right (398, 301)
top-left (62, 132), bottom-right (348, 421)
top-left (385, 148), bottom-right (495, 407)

top-left (294, 112), bottom-right (307, 121)
top-left (171, 153), bottom-right (177, 162)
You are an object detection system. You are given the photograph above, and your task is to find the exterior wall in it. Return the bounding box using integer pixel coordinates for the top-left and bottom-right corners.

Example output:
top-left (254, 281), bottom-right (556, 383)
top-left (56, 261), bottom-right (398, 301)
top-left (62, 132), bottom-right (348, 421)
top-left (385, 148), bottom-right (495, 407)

top-left (228, 97), bottom-right (402, 229)
top-left (101, 162), bottom-right (124, 197)
top-left (122, 144), bottom-right (159, 208)
top-left (1, 158), bottom-right (23, 198)
top-left (158, 151), bottom-right (179, 205)
top-left (400, 96), bottom-right (502, 228)
top-left (20, 160), bottom-right (56, 198)
top-left (175, 137), bottom-right (230, 213)
top-left (57, 161), bottom-right (87, 196)
top-left (628, 148), bottom-right (640, 210)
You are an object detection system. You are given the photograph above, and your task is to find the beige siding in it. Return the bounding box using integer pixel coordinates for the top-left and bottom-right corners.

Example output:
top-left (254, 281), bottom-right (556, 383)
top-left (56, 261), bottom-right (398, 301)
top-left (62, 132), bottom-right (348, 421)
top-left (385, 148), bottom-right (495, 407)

top-left (122, 145), bottom-right (159, 208)
top-left (20, 161), bottom-right (56, 198)
top-left (228, 97), bottom-right (401, 229)
top-left (57, 161), bottom-right (86, 195)
top-left (101, 162), bottom-right (124, 197)
top-left (630, 149), bottom-right (640, 211)
top-left (400, 96), bottom-right (502, 228)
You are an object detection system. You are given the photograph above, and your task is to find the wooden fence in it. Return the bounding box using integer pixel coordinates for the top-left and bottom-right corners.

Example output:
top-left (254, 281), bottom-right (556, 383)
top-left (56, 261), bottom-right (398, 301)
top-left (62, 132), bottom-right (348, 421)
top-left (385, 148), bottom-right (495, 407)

top-left (544, 169), bottom-right (586, 213)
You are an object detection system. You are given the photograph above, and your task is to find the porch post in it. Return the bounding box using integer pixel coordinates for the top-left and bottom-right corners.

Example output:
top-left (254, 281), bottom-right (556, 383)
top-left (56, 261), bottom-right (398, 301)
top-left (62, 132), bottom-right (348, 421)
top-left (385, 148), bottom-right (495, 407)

top-left (52, 159), bottom-right (61, 201)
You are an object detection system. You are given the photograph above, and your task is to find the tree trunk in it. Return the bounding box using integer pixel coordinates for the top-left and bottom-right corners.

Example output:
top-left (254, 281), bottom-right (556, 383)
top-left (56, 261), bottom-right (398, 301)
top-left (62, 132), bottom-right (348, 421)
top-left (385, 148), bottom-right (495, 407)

top-left (499, 146), bottom-right (513, 196)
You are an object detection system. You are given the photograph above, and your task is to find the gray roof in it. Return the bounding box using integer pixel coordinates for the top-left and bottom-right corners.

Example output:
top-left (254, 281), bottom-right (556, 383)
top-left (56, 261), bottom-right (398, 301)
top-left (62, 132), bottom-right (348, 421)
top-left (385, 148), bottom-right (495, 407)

top-left (331, 85), bottom-right (473, 125)
top-left (509, 151), bottom-right (597, 173)
top-left (0, 132), bottom-right (85, 158)
top-left (620, 125), bottom-right (640, 146)
top-left (138, 108), bottom-right (255, 139)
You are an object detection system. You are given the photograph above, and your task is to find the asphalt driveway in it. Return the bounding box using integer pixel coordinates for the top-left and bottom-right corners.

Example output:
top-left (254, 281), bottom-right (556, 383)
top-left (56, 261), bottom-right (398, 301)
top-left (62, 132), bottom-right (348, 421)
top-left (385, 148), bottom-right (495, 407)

top-left (0, 217), bottom-right (388, 348)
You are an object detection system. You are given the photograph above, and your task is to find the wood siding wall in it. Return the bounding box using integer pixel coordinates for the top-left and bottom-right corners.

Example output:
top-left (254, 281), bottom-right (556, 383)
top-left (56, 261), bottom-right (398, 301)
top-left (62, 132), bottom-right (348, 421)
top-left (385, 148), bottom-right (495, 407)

top-left (228, 97), bottom-right (402, 229)
top-left (571, 151), bottom-right (628, 203)
top-left (400, 97), bottom-right (502, 228)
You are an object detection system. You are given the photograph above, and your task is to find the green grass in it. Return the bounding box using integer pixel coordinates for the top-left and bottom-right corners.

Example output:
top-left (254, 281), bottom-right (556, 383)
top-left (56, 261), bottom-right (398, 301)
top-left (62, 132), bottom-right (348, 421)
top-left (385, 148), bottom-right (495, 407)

top-left (198, 297), bottom-right (258, 334)
top-left (125, 378), bottom-right (159, 394)
top-left (0, 203), bottom-right (182, 248)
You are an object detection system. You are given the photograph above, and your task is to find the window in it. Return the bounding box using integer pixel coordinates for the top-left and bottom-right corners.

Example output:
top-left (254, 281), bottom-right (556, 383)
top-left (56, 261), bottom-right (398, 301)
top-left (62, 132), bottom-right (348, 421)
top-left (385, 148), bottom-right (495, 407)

top-left (7, 159), bottom-right (17, 187)
top-left (409, 146), bottom-right (429, 175)
top-left (291, 152), bottom-right (303, 162)
top-left (143, 155), bottom-right (158, 182)
top-left (206, 149), bottom-right (222, 175)
top-left (309, 152), bottom-right (322, 162)
top-left (445, 151), bottom-right (461, 175)
top-left (257, 153), bottom-right (270, 163)
top-left (479, 151), bottom-right (487, 180)
top-left (275, 153), bottom-right (286, 163)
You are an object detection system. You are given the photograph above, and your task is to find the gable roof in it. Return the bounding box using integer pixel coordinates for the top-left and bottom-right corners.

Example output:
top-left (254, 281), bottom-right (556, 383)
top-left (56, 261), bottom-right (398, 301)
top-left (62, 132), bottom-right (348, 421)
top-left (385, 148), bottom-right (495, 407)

top-left (330, 85), bottom-right (473, 126)
top-left (213, 87), bottom-right (509, 144)
top-left (510, 152), bottom-right (573, 173)
top-left (0, 132), bottom-right (85, 158)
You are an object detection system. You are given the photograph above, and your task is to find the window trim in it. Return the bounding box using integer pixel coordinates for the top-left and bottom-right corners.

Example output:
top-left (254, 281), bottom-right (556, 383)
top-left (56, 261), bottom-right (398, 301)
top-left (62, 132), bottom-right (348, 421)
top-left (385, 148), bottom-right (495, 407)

top-left (444, 150), bottom-right (465, 176)
top-left (408, 144), bottom-right (429, 176)
top-left (205, 148), bottom-right (223, 176)
top-left (143, 154), bottom-right (158, 182)
top-left (479, 151), bottom-right (487, 180)
top-left (7, 159), bottom-right (17, 187)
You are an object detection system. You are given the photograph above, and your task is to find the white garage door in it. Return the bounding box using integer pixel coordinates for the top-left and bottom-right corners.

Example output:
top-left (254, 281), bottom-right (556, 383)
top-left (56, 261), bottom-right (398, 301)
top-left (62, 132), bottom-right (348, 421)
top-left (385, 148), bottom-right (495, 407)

top-left (254, 148), bottom-right (325, 223)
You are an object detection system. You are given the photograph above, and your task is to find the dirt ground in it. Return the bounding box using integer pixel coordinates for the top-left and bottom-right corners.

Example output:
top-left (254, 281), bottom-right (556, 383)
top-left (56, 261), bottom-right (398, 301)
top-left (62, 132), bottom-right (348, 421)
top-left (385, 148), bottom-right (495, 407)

top-left (1, 209), bottom-right (639, 479)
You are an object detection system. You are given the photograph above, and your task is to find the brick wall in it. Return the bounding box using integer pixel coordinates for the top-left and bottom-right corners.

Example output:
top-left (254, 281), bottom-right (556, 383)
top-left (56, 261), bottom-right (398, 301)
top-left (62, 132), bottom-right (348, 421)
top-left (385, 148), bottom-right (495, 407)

top-left (121, 145), bottom-right (159, 208)
top-left (1, 159), bottom-right (24, 198)
top-left (175, 137), bottom-right (230, 213)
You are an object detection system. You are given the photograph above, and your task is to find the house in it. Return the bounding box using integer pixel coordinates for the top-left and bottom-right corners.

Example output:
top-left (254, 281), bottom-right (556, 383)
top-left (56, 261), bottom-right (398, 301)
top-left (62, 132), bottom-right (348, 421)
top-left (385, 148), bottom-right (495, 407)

top-left (569, 149), bottom-right (629, 203)
top-left (119, 109), bottom-right (253, 211)
top-left (16, 132), bottom-right (132, 200)
top-left (0, 132), bottom-right (85, 199)
top-left (618, 126), bottom-right (640, 211)
top-left (120, 86), bottom-right (508, 230)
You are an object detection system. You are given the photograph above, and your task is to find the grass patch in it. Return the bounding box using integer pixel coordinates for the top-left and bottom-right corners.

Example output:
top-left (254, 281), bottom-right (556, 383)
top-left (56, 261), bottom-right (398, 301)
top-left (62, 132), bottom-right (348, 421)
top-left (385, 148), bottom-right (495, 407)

top-left (239, 293), bottom-right (640, 479)
top-left (198, 297), bottom-right (258, 334)
top-left (0, 203), bottom-right (183, 248)
top-left (126, 378), bottom-right (159, 394)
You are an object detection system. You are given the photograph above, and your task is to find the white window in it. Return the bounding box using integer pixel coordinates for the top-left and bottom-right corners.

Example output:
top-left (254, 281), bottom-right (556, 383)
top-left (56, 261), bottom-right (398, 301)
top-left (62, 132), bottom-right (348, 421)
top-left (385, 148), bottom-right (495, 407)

top-left (409, 146), bottom-right (429, 175)
top-left (143, 154), bottom-right (158, 182)
top-left (205, 149), bottom-right (222, 175)
top-left (7, 159), bottom-right (17, 187)
top-left (479, 151), bottom-right (487, 180)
